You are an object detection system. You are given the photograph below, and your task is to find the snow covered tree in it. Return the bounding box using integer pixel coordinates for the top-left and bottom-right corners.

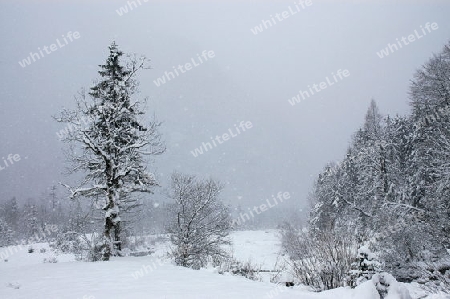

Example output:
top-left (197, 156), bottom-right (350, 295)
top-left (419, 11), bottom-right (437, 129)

top-left (0, 217), bottom-right (14, 247)
top-left (4, 197), bottom-right (19, 231)
top-left (166, 173), bottom-right (231, 269)
top-left (363, 99), bottom-right (383, 140)
top-left (408, 41), bottom-right (450, 248)
top-left (47, 185), bottom-right (63, 226)
top-left (22, 199), bottom-right (39, 241)
top-left (309, 162), bottom-right (343, 231)
top-left (310, 100), bottom-right (387, 239)
top-left (56, 42), bottom-right (165, 260)
top-left (294, 42), bottom-right (450, 292)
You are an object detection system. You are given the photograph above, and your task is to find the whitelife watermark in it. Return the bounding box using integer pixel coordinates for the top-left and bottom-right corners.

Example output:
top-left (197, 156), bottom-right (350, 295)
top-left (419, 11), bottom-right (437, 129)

top-left (376, 22), bottom-right (439, 58)
top-left (130, 259), bottom-right (168, 279)
top-left (56, 116), bottom-right (91, 140)
top-left (116, 0), bottom-right (149, 16)
top-left (250, 0), bottom-right (313, 35)
top-left (153, 50), bottom-right (215, 87)
top-left (266, 283), bottom-right (290, 299)
top-left (0, 154), bottom-right (21, 172)
top-left (190, 121), bottom-right (253, 158)
top-left (231, 192), bottom-right (291, 227)
top-left (18, 31), bottom-right (81, 68)
top-left (288, 69), bottom-right (350, 106)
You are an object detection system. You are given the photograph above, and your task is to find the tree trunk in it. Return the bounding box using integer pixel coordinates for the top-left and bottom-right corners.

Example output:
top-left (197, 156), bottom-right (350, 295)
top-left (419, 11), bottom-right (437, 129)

top-left (114, 220), bottom-right (122, 252)
top-left (103, 212), bottom-right (121, 260)
top-left (103, 215), bottom-right (113, 261)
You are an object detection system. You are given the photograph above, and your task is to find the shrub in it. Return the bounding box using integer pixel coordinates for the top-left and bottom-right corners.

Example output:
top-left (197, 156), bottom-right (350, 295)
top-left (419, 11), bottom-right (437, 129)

top-left (50, 231), bottom-right (82, 254)
top-left (348, 245), bottom-right (382, 287)
top-left (43, 257), bottom-right (58, 263)
top-left (50, 231), bottom-right (105, 262)
top-left (217, 257), bottom-right (262, 281)
top-left (280, 223), bottom-right (358, 291)
top-left (77, 233), bottom-right (106, 262)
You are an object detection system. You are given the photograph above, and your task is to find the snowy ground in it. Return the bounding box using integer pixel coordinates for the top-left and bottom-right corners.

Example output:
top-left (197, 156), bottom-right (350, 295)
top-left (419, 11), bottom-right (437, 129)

top-left (229, 230), bottom-right (281, 270)
top-left (0, 230), bottom-right (448, 299)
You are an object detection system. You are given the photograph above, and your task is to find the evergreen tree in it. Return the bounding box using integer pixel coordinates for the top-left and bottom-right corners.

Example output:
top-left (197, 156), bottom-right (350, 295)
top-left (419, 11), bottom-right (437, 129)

top-left (22, 199), bottom-right (39, 241)
top-left (56, 42), bottom-right (165, 260)
top-left (4, 197), bottom-right (19, 233)
top-left (0, 217), bottom-right (14, 247)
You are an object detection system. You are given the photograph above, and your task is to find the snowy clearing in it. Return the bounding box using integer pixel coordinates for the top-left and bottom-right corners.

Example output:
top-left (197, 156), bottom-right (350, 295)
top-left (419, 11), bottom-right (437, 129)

top-left (1, 230), bottom-right (447, 299)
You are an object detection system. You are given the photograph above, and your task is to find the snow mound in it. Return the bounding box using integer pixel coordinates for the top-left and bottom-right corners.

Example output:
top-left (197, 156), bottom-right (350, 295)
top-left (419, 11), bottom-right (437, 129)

top-left (353, 280), bottom-right (382, 299)
top-left (372, 272), bottom-right (412, 299)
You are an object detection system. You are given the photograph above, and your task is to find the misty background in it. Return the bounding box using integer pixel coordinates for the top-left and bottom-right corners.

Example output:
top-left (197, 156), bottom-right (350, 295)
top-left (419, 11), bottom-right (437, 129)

top-left (1, 0), bottom-right (450, 215)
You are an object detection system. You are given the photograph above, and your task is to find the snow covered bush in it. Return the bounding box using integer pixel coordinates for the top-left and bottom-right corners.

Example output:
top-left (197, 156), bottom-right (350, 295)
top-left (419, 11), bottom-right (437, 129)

top-left (377, 222), bottom-right (440, 275)
top-left (6, 282), bottom-right (21, 290)
top-left (75, 233), bottom-right (106, 262)
top-left (417, 258), bottom-right (450, 294)
top-left (50, 231), bottom-right (82, 254)
top-left (349, 245), bottom-right (382, 287)
top-left (280, 223), bottom-right (358, 291)
top-left (375, 221), bottom-right (450, 293)
top-left (43, 256), bottom-right (58, 263)
top-left (217, 257), bottom-right (262, 281)
top-left (50, 231), bottom-right (105, 262)
top-left (166, 173), bottom-right (231, 270)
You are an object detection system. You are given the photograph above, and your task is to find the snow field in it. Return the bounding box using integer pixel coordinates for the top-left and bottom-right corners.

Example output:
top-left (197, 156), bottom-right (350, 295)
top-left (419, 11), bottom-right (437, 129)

top-left (0, 230), bottom-right (448, 299)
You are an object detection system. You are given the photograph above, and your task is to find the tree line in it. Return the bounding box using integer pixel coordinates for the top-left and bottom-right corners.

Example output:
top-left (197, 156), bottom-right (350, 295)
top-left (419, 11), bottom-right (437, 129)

top-left (281, 42), bottom-right (450, 293)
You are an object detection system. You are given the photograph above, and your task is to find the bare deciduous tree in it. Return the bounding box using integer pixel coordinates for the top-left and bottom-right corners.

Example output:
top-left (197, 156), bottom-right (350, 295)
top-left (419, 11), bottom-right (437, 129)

top-left (166, 172), bottom-right (231, 269)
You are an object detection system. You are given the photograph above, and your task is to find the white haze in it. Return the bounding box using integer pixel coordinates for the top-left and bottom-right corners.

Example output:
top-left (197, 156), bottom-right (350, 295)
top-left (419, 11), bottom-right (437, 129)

top-left (1, 0), bottom-right (450, 213)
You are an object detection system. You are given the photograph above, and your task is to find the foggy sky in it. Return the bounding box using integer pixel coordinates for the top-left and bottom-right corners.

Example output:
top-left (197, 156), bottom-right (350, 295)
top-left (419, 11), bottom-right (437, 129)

top-left (1, 0), bottom-right (450, 213)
